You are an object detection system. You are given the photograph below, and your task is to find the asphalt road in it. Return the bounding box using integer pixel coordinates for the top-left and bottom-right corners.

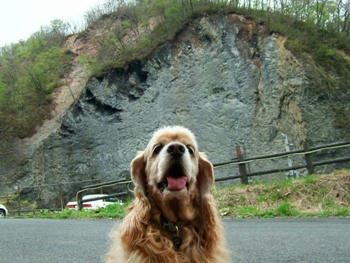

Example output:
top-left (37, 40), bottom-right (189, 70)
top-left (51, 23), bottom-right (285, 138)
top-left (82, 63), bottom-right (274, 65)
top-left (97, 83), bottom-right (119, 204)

top-left (1, 218), bottom-right (350, 263)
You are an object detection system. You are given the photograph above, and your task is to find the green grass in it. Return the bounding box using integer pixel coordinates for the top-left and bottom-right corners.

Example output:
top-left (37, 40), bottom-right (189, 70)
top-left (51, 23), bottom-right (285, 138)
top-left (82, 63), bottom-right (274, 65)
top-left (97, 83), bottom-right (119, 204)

top-left (216, 170), bottom-right (350, 218)
top-left (304, 175), bottom-right (318, 184)
top-left (256, 196), bottom-right (266, 202)
top-left (276, 201), bottom-right (298, 216)
top-left (223, 203), bottom-right (350, 219)
top-left (17, 202), bottom-right (130, 219)
top-left (224, 202), bottom-right (300, 218)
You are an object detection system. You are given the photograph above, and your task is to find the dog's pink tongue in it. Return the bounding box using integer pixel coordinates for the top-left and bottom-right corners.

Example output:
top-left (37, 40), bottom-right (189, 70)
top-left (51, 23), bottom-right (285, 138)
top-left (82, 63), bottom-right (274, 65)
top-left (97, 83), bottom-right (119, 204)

top-left (167, 176), bottom-right (187, 190)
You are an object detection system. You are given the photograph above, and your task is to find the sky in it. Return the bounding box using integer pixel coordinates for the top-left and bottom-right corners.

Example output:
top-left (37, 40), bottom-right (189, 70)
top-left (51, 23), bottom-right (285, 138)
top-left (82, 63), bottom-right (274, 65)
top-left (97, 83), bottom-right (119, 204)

top-left (0, 0), bottom-right (103, 47)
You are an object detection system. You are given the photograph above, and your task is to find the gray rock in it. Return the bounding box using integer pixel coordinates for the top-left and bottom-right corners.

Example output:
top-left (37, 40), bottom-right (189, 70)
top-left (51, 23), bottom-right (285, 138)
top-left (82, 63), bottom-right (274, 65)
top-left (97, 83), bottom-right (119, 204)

top-left (1, 14), bottom-right (349, 207)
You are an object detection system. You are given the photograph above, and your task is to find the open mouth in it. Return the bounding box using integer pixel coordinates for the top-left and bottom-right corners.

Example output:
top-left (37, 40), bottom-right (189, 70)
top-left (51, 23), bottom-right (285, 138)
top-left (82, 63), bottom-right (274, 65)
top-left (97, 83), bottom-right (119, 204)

top-left (157, 176), bottom-right (188, 192)
top-left (157, 163), bottom-right (189, 192)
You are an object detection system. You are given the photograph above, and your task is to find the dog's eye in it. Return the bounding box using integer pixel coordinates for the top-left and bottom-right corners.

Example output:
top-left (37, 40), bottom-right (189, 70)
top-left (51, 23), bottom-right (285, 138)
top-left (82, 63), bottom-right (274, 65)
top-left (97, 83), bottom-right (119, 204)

top-left (186, 145), bottom-right (194, 155)
top-left (153, 144), bottom-right (163, 155)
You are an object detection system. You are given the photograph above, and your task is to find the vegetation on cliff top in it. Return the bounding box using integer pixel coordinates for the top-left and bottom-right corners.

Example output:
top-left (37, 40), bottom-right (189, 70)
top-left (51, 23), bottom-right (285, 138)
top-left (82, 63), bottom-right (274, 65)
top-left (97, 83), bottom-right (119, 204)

top-left (0, 0), bottom-right (350, 140)
top-left (80, 0), bottom-right (350, 78)
top-left (0, 20), bottom-right (72, 139)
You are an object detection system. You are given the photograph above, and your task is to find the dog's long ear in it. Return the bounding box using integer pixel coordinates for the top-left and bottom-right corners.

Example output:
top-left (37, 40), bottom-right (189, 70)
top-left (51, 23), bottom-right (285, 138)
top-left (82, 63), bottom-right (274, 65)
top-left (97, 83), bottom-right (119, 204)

top-left (197, 152), bottom-right (220, 255)
top-left (120, 151), bottom-right (150, 251)
top-left (130, 151), bottom-right (147, 195)
top-left (198, 152), bottom-right (214, 197)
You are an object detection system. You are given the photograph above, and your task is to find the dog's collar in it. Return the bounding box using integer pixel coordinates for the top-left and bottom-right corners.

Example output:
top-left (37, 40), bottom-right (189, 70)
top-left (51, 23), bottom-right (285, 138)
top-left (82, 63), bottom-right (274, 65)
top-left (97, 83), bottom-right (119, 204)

top-left (160, 216), bottom-right (187, 251)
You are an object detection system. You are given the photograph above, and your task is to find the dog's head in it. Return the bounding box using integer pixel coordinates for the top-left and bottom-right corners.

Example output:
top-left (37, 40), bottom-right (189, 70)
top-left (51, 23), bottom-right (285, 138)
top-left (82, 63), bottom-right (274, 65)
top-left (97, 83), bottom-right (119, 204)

top-left (130, 126), bottom-right (214, 222)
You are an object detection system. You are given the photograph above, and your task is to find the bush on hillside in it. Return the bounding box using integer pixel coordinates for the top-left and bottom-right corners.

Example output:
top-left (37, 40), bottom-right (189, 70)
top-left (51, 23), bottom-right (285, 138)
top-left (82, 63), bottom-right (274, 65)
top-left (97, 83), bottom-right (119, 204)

top-left (0, 20), bottom-right (72, 139)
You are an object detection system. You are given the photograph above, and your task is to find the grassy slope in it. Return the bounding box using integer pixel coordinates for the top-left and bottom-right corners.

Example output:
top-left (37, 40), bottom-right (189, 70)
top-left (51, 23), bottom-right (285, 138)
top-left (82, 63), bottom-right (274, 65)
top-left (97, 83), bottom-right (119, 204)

top-left (17, 170), bottom-right (350, 219)
top-left (214, 170), bottom-right (350, 218)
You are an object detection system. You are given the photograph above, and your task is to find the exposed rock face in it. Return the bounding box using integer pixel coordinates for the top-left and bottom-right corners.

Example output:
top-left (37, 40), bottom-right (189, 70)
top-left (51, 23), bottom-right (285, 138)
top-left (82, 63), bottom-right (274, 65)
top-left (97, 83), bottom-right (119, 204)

top-left (2, 14), bottom-right (349, 207)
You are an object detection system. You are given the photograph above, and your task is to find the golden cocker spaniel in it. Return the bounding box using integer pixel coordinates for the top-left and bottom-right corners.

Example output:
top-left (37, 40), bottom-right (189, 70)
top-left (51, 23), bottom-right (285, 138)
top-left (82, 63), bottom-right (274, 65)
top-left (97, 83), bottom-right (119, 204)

top-left (106, 126), bottom-right (229, 263)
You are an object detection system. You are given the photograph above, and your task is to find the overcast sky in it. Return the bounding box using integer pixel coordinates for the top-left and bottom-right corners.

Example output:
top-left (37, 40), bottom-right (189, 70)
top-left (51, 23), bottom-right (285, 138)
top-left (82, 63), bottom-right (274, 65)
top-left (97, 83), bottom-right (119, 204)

top-left (0, 0), bottom-right (103, 47)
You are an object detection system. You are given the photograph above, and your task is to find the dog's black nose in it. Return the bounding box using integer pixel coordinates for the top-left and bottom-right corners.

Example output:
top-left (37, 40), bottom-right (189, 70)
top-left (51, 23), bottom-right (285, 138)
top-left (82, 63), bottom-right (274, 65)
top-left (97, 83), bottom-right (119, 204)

top-left (167, 143), bottom-right (185, 159)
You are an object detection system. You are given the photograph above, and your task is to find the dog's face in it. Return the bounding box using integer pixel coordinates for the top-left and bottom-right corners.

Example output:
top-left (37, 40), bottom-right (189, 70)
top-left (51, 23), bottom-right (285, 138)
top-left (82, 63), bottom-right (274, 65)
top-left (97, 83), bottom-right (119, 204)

top-left (131, 126), bottom-right (214, 222)
top-left (145, 126), bottom-right (199, 195)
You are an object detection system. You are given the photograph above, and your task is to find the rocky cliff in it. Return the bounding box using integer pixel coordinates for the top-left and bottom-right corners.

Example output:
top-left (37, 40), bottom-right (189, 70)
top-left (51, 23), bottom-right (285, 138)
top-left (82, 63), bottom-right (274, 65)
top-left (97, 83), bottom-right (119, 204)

top-left (2, 14), bottom-right (349, 208)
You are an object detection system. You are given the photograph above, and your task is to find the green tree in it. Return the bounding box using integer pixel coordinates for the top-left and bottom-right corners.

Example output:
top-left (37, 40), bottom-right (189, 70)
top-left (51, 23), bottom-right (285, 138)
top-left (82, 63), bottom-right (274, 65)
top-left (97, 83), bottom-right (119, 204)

top-left (0, 20), bottom-right (72, 139)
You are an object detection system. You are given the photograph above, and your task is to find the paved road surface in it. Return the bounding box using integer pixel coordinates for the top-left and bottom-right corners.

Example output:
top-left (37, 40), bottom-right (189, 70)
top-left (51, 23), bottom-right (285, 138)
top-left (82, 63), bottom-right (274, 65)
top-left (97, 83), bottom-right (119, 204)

top-left (1, 218), bottom-right (350, 263)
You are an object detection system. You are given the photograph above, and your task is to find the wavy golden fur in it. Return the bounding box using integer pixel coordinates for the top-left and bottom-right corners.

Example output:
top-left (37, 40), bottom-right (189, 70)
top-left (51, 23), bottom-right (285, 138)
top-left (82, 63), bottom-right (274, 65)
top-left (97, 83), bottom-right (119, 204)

top-left (106, 126), bottom-right (229, 263)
